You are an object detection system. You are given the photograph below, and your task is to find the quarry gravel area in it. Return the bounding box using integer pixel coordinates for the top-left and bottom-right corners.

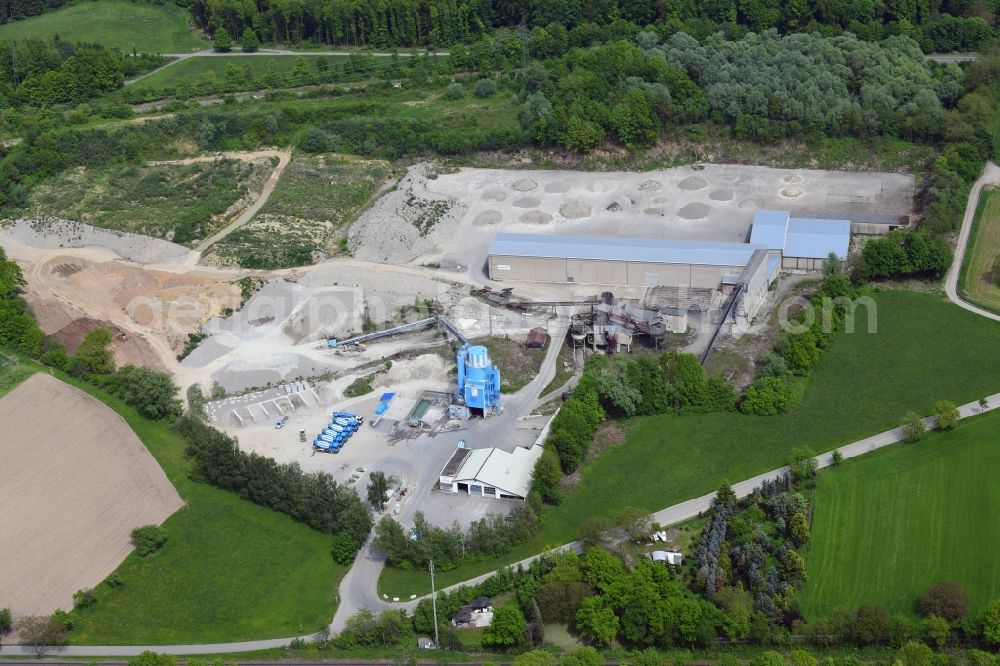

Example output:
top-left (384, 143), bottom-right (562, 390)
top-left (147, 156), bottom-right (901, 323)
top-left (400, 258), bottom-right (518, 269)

top-left (0, 373), bottom-right (182, 617)
top-left (347, 163), bottom-right (914, 277)
top-left (3, 217), bottom-right (193, 265)
top-left (348, 165), bottom-right (467, 264)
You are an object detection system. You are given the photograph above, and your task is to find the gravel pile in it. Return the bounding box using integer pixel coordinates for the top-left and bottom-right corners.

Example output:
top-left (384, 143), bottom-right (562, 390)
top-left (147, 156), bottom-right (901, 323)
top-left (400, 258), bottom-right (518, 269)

top-left (4, 217), bottom-right (191, 264)
top-left (348, 164), bottom-right (466, 264)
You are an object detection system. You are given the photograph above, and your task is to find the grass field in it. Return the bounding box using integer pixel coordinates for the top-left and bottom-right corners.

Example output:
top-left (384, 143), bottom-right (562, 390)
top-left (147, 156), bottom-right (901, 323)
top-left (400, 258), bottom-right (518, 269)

top-left (0, 352), bottom-right (34, 399)
top-left (959, 186), bottom-right (1000, 314)
top-left (379, 291), bottom-right (1000, 598)
top-left (0, 361), bottom-right (350, 644)
top-left (801, 408), bottom-right (1000, 618)
top-left (23, 159), bottom-right (272, 246)
top-left (208, 153), bottom-right (393, 268)
top-left (0, 0), bottom-right (206, 52)
top-left (482, 337), bottom-right (548, 394)
top-left (127, 55), bottom-right (348, 94)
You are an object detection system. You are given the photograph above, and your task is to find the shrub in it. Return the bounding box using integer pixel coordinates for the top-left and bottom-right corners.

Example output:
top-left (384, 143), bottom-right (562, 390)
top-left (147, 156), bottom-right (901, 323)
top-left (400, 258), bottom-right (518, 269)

top-left (72, 588), bottom-right (97, 609)
top-left (901, 411), bottom-right (927, 443)
top-left (445, 83), bottom-right (464, 99)
top-left (919, 581), bottom-right (970, 621)
top-left (482, 606), bottom-right (527, 650)
top-left (983, 600), bottom-right (1000, 646)
top-left (331, 532), bottom-right (359, 565)
top-left (300, 126), bottom-right (330, 153)
top-left (474, 78), bottom-right (497, 98)
top-left (344, 377), bottom-right (373, 397)
top-left (101, 365), bottom-right (181, 421)
top-left (831, 449), bottom-right (843, 465)
top-left (932, 400), bottom-right (959, 430)
top-left (789, 447), bottom-right (818, 484)
top-left (105, 573), bottom-right (124, 589)
top-left (52, 609), bottom-right (74, 631)
top-left (130, 524), bottom-right (168, 557)
top-left (0, 607), bottom-right (11, 634)
top-left (789, 512), bottom-right (810, 546)
top-left (853, 604), bottom-right (891, 645)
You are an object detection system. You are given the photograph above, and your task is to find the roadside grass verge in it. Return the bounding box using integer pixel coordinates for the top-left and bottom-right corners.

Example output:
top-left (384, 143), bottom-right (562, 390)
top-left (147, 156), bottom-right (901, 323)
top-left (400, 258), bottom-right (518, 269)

top-left (126, 55), bottom-right (349, 94)
top-left (958, 185), bottom-right (1000, 315)
top-left (801, 408), bottom-right (1000, 618)
top-left (0, 0), bottom-right (207, 52)
top-left (539, 340), bottom-right (576, 398)
top-left (0, 356), bottom-right (346, 644)
top-left (378, 291), bottom-right (1000, 598)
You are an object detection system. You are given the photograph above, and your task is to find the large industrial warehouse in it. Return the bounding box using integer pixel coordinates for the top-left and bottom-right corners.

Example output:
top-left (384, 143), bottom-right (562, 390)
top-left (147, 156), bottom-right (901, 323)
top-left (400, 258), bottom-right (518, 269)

top-left (485, 209), bottom-right (853, 324)
top-left (487, 210), bottom-right (852, 286)
top-left (487, 235), bottom-right (765, 289)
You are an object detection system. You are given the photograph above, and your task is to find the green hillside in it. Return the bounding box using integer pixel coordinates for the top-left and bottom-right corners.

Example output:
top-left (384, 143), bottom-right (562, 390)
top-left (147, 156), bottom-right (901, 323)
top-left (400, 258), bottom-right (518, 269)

top-left (0, 0), bottom-right (207, 53)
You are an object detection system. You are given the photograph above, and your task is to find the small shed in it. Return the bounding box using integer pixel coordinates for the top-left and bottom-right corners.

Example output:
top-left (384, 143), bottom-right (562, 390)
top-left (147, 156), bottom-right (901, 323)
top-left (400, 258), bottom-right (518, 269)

top-left (650, 550), bottom-right (683, 566)
top-left (417, 637), bottom-right (435, 649)
top-left (526, 327), bottom-right (548, 348)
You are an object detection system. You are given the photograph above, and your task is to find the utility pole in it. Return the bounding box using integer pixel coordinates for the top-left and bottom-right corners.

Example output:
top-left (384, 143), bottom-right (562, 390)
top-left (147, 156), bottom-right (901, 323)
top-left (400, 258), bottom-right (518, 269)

top-left (429, 559), bottom-right (440, 648)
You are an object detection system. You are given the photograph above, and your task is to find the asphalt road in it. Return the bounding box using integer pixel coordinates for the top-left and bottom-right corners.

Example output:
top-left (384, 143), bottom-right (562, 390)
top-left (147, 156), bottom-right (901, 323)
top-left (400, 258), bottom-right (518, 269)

top-left (925, 53), bottom-right (979, 63)
top-left (944, 161), bottom-right (1000, 323)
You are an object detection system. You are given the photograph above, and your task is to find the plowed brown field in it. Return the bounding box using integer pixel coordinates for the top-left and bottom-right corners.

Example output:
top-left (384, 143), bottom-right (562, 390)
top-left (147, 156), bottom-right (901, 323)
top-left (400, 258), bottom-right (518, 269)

top-left (0, 373), bottom-right (182, 616)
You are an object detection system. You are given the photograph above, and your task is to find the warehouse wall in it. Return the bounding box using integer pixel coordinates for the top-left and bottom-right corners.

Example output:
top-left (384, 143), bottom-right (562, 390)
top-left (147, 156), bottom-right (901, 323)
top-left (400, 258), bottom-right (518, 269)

top-left (489, 255), bottom-right (743, 289)
top-left (782, 256), bottom-right (825, 270)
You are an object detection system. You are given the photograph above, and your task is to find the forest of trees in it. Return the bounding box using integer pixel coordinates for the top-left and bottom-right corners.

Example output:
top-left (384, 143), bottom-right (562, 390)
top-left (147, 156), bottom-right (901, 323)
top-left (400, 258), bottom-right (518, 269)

top-left (183, 0), bottom-right (997, 51)
top-left (0, 37), bottom-right (165, 107)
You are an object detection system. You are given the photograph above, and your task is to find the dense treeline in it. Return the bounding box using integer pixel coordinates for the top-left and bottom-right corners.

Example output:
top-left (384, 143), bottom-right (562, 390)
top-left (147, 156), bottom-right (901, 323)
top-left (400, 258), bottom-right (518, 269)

top-left (372, 507), bottom-right (537, 572)
top-left (0, 37), bottom-right (165, 107)
top-left (855, 229), bottom-right (953, 280)
top-left (187, 0), bottom-right (996, 51)
top-left (695, 477), bottom-right (812, 634)
top-left (0, 0), bottom-right (66, 24)
top-left (176, 415), bottom-right (373, 547)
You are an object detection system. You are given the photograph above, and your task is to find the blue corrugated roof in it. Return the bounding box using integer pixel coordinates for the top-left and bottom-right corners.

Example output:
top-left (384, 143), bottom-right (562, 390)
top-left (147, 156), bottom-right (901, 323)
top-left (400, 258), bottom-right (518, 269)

top-left (489, 233), bottom-right (763, 267)
top-left (749, 210), bottom-right (790, 250)
top-left (784, 218), bottom-right (851, 259)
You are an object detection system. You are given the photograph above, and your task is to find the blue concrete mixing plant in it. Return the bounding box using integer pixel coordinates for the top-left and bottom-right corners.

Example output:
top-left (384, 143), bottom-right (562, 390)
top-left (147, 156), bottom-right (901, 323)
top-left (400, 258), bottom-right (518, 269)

top-left (456, 344), bottom-right (502, 415)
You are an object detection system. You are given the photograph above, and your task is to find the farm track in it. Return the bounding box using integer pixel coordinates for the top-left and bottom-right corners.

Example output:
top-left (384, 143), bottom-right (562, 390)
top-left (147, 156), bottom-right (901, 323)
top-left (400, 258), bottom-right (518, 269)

top-left (944, 161), bottom-right (1000, 322)
top-left (146, 148), bottom-right (293, 257)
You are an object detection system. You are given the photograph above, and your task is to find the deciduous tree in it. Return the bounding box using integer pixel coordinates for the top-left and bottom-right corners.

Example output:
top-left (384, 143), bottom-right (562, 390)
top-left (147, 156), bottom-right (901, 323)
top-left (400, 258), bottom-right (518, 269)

top-left (919, 581), bottom-right (970, 621)
top-left (482, 606), bottom-right (527, 650)
top-left (932, 400), bottom-right (959, 430)
top-left (214, 27), bottom-right (233, 52)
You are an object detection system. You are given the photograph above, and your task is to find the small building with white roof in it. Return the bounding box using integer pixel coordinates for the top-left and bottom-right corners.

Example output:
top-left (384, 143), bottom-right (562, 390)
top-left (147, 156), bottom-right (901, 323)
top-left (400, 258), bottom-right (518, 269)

top-left (439, 444), bottom-right (543, 501)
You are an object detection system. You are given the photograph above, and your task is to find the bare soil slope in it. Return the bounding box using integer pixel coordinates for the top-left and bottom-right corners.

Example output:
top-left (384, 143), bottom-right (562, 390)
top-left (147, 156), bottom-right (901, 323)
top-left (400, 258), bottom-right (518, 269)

top-left (0, 373), bottom-right (182, 616)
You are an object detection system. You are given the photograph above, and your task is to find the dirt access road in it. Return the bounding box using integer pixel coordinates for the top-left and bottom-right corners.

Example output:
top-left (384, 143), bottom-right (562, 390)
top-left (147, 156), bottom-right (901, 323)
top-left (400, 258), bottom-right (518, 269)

top-left (144, 148), bottom-right (293, 256)
top-left (945, 161), bottom-right (1000, 323)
